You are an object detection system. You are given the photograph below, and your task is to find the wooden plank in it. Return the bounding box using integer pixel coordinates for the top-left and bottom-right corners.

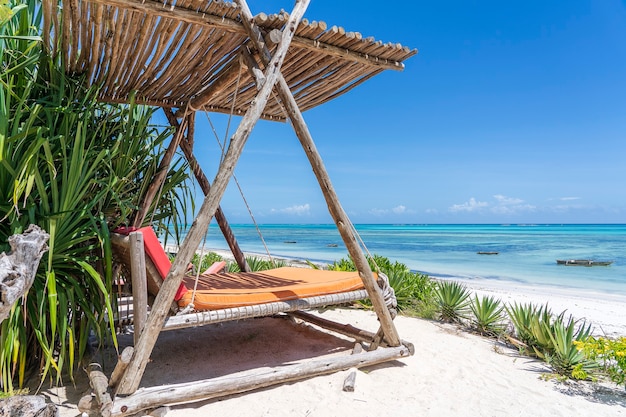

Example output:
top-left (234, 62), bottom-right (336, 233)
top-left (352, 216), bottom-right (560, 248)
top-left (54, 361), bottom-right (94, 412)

top-left (129, 232), bottom-right (147, 345)
top-left (114, 0), bottom-right (309, 395)
top-left (109, 345), bottom-right (411, 416)
top-left (236, 0), bottom-right (401, 348)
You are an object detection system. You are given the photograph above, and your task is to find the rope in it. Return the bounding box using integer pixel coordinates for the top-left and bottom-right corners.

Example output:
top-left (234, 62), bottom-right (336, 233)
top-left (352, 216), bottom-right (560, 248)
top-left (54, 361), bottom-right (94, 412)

top-left (202, 59), bottom-right (276, 266)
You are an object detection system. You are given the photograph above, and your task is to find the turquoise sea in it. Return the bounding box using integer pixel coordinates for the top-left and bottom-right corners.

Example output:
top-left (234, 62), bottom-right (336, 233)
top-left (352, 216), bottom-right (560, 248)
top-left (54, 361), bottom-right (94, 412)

top-left (181, 224), bottom-right (626, 296)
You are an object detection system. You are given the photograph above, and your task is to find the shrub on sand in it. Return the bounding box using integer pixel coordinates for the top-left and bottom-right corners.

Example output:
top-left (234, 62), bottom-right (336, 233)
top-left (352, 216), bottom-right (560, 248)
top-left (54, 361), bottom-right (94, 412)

top-left (575, 336), bottom-right (626, 387)
top-left (435, 281), bottom-right (471, 324)
top-left (469, 295), bottom-right (506, 336)
top-left (544, 315), bottom-right (595, 379)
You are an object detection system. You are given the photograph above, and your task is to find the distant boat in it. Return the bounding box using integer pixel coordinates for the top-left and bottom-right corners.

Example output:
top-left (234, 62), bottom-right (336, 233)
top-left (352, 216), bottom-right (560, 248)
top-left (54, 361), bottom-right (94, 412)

top-left (477, 251), bottom-right (499, 255)
top-left (556, 259), bottom-right (613, 267)
top-left (283, 240), bottom-right (297, 244)
top-left (326, 244), bottom-right (338, 247)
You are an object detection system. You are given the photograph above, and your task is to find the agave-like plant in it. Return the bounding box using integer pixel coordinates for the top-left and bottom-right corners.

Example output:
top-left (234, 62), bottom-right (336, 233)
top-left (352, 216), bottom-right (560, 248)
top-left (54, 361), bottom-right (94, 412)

top-left (506, 302), bottom-right (554, 356)
top-left (544, 315), bottom-right (596, 378)
top-left (435, 280), bottom-right (471, 323)
top-left (469, 295), bottom-right (506, 336)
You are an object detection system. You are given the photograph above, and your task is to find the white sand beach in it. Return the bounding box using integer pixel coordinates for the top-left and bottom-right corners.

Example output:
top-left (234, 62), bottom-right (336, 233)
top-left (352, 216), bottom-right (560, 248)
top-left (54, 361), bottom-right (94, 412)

top-left (42, 281), bottom-right (626, 417)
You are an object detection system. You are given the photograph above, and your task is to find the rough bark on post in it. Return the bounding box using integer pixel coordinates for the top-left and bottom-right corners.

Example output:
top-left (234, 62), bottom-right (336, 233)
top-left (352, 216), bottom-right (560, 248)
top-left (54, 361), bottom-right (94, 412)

top-left (236, 0), bottom-right (401, 346)
top-left (0, 225), bottom-right (49, 323)
top-left (114, 0), bottom-right (310, 395)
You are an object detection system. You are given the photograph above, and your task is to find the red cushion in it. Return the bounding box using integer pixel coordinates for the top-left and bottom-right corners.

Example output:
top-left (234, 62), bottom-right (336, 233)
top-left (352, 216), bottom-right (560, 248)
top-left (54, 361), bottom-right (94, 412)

top-left (114, 226), bottom-right (188, 300)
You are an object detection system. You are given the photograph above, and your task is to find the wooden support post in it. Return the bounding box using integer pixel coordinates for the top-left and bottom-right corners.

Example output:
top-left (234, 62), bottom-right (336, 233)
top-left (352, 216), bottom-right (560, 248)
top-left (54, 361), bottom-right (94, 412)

top-left (87, 363), bottom-right (113, 417)
top-left (288, 311), bottom-right (415, 354)
top-left (110, 345), bottom-right (410, 416)
top-left (115, 0), bottom-right (309, 395)
top-left (162, 108), bottom-right (250, 272)
top-left (129, 232), bottom-right (148, 345)
top-left (110, 347), bottom-right (134, 392)
top-left (236, 0), bottom-right (401, 347)
top-left (132, 112), bottom-right (189, 228)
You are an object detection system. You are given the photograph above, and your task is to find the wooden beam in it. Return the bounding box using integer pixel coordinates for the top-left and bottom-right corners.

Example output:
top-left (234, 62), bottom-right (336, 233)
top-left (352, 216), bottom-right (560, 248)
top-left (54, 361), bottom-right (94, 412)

top-left (109, 345), bottom-right (411, 416)
top-left (114, 0), bottom-right (309, 395)
top-left (129, 232), bottom-right (147, 345)
top-left (236, 0), bottom-right (401, 347)
top-left (162, 108), bottom-right (250, 273)
top-left (131, 111), bottom-right (188, 228)
top-left (85, 0), bottom-right (409, 71)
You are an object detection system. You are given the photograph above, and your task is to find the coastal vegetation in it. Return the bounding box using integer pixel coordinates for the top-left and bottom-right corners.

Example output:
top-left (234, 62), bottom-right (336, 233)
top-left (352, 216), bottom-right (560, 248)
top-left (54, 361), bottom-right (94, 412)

top-left (194, 251), bottom-right (624, 388)
top-left (0, 0), bottom-right (192, 392)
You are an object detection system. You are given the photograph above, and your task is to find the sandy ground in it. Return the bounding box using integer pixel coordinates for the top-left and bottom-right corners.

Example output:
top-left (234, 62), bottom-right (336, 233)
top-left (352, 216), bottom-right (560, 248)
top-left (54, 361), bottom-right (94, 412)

top-left (35, 247), bottom-right (626, 416)
top-left (41, 303), bottom-right (626, 417)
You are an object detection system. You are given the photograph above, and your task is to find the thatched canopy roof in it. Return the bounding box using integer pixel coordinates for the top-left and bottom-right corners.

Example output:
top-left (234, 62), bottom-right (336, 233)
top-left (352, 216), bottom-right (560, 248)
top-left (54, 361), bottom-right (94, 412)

top-left (46, 0), bottom-right (416, 121)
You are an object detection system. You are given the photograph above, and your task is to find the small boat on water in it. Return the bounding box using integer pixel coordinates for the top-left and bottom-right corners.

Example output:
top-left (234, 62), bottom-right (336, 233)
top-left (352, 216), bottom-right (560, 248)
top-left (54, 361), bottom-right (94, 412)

top-left (556, 259), bottom-right (613, 267)
top-left (477, 251), bottom-right (499, 255)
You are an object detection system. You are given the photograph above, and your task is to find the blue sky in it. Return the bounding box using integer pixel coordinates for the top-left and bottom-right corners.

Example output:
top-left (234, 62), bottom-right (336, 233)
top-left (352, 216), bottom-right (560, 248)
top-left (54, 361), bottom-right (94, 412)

top-left (158, 0), bottom-right (626, 224)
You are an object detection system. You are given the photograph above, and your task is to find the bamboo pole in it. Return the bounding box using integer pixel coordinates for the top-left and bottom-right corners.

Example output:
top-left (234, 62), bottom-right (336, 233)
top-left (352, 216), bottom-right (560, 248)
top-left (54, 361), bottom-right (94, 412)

top-left (162, 108), bottom-right (250, 272)
top-left (114, 1), bottom-right (309, 395)
top-left (109, 345), bottom-right (411, 416)
top-left (236, 0), bottom-right (401, 347)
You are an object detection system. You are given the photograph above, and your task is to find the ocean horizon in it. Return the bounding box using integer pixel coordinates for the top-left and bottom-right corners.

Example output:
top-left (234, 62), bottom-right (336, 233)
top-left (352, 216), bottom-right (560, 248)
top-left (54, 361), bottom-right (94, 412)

top-left (169, 223), bottom-right (626, 296)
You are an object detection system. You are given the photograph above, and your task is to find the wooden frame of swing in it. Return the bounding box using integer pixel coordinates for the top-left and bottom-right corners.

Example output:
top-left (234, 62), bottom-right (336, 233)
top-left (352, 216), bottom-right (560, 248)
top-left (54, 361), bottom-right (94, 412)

top-left (48, 0), bottom-right (418, 415)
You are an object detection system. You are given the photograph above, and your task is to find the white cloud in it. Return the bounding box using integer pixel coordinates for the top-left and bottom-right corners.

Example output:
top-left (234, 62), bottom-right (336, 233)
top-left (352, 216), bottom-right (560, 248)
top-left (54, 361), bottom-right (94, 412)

top-left (392, 205), bottom-right (407, 214)
top-left (449, 195), bottom-right (536, 215)
top-left (369, 205), bottom-right (414, 216)
top-left (271, 203), bottom-right (311, 216)
top-left (449, 198), bottom-right (488, 213)
top-left (493, 194), bottom-right (523, 205)
top-left (559, 197), bottom-right (581, 201)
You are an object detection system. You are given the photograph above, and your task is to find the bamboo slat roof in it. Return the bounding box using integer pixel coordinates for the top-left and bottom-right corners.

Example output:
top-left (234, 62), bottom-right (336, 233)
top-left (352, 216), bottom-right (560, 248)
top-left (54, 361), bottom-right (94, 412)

top-left (48, 0), bottom-right (417, 121)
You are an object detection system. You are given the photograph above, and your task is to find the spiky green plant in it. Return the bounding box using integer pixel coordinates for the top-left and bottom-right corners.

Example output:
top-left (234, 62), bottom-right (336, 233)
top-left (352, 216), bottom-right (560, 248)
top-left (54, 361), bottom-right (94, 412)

top-left (227, 256), bottom-right (286, 272)
top-left (544, 315), bottom-right (596, 378)
top-left (469, 295), bottom-right (506, 336)
top-left (435, 280), bottom-right (471, 323)
top-left (0, 0), bottom-right (192, 390)
top-left (322, 254), bottom-right (436, 316)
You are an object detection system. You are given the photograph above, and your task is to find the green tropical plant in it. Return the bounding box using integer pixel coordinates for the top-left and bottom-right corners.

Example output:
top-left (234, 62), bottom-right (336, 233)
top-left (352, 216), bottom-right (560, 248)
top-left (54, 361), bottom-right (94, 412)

top-left (323, 254), bottom-right (436, 316)
top-left (575, 336), bottom-right (626, 386)
top-left (544, 315), bottom-right (596, 378)
top-left (506, 302), bottom-right (555, 356)
top-left (227, 256), bottom-right (286, 272)
top-left (435, 280), bottom-right (471, 323)
top-left (0, 0), bottom-right (192, 391)
top-left (469, 295), bottom-right (506, 336)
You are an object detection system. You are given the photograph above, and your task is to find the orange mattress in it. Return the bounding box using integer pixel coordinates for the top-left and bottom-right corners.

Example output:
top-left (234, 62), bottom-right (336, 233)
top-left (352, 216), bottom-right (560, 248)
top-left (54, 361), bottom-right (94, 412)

top-left (179, 267), bottom-right (366, 310)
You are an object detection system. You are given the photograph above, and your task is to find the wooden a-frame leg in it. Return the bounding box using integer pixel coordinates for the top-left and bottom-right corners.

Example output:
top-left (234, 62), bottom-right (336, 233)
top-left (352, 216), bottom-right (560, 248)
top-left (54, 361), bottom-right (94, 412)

top-left (236, 0), bottom-right (401, 347)
top-left (114, 0), bottom-right (310, 395)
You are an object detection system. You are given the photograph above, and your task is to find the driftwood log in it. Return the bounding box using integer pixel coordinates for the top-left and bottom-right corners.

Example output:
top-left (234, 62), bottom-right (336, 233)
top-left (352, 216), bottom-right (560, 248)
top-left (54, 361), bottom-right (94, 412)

top-left (0, 395), bottom-right (58, 417)
top-left (0, 225), bottom-right (49, 323)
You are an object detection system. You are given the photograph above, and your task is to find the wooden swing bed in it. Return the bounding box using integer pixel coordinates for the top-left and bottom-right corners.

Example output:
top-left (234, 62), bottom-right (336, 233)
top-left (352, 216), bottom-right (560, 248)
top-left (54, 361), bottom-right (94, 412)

top-left (45, 0), bottom-right (417, 415)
